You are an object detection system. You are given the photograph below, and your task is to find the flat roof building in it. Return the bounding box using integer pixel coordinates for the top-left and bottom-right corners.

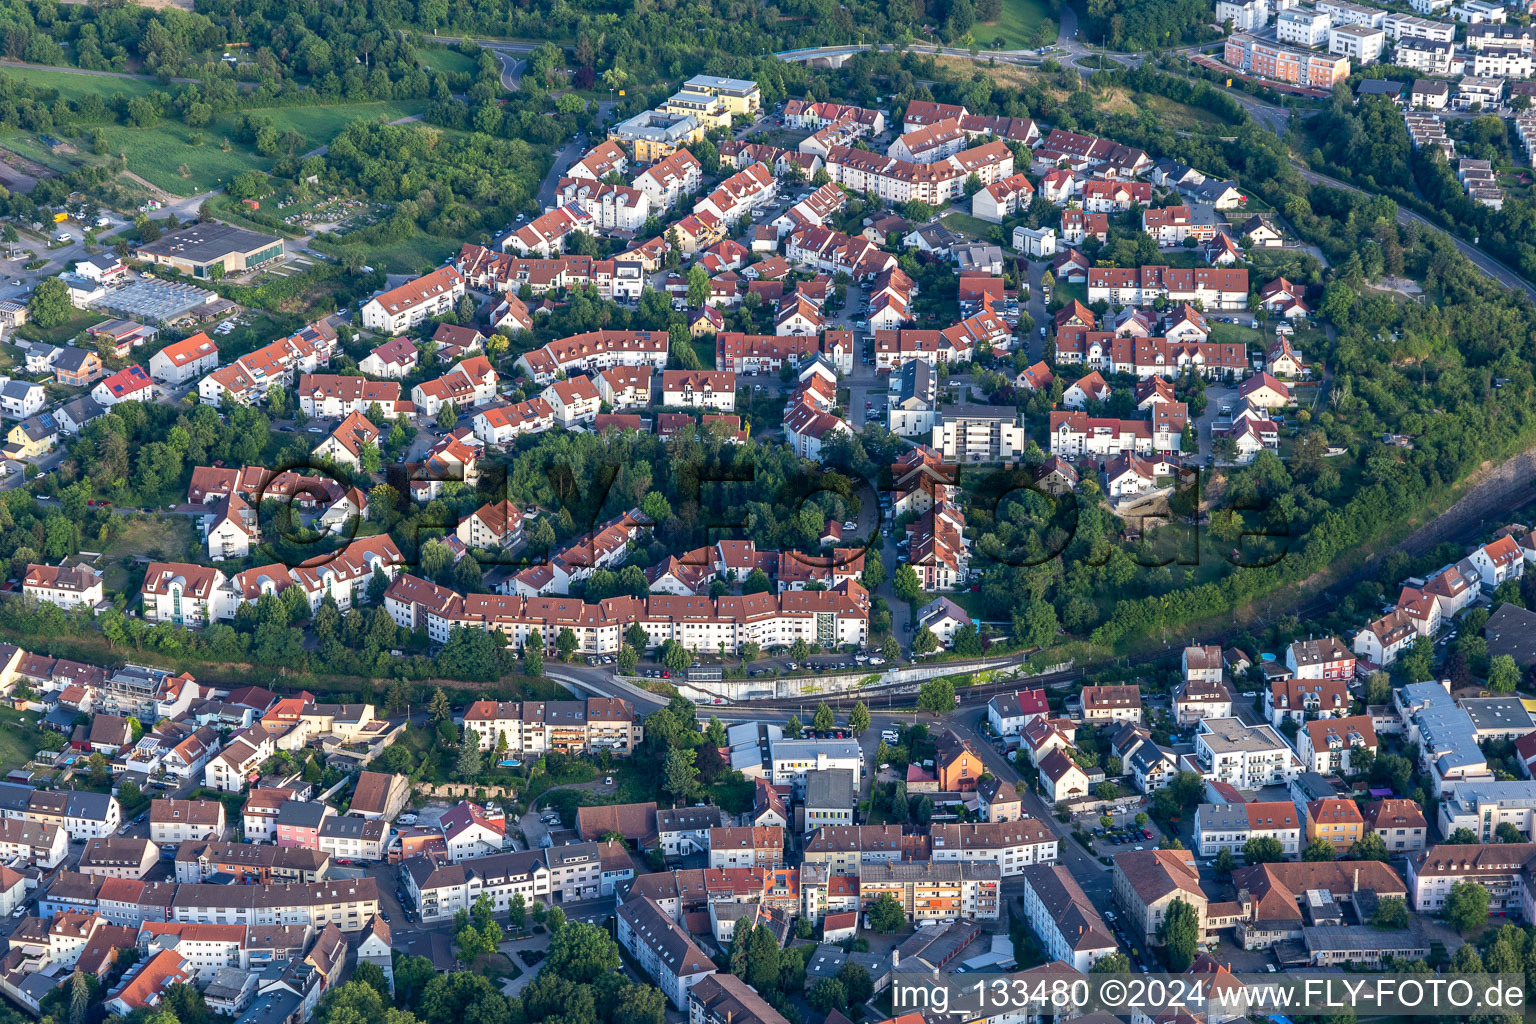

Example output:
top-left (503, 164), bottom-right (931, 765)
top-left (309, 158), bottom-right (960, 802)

top-left (135, 223), bottom-right (285, 279)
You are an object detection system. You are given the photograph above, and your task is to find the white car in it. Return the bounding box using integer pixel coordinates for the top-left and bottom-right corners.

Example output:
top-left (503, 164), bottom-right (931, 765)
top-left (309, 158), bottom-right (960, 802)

top-left (843, 520), bottom-right (856, 530)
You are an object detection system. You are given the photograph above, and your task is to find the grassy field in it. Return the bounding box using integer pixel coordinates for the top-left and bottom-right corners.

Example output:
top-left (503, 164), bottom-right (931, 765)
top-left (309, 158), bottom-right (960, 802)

top-left (940, 210), bottom-right (1003, 241)
top-left (417, 47), bottom-right (479, 77)
top-left (313, 231), bottom-right (460, 275)
top-left (101, 516), bottom-right (200, 592)
top-left (0, 65), bottom-right (158, 104)
top-left (976, 0), bottom-right (1055, 48)
top-left (1210, 322), bottom-right (1262, 347)
top-left (94, 99), bottom-right (426, 195)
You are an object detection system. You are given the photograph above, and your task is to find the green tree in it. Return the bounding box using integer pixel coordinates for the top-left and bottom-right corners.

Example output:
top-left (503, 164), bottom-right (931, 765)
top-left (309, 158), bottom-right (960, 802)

top-left (849, 700), bottom-right (870, 735)
top-left (1496, 822), bottom-right (1525, 844)
top-left (868, 893), bottom-right (905, 933)
top-left (687, 264), bottom-right (710, 308)
top-left (426, 687), bottom-right (451, 723)
top-left (813, 702), bottom-right (835, 734)
top-left (918, 677), bottom-right (956, 714)
top-left (1090, 951), bottom-right (1130, 973)
top-left (1370, 897), bottom-right (1410, 929)
top-left (1444, 879), bottom-right (1491, 933)
top-left (785, 715), bottom-right (804, 738)
top-left (509, 891), bottom-right (527, 930)
top-left (436, 401), bottom-right (458, 432)
top-left (912, 626), bottom-right (939, 655)
top-left (807, 978), bottom-right (846, 1013)
top-left (1157, 898), bottom-right (1199, 971)
top-left (544, 921), bottom-right (622, 982)
top-left (893, 564), bottom-right (923, 602)
top-left (837, 960), bottom-right (873, 1005)
top-left (1350, 832), bottom-right (1389, 861)
top-left (456, 740), bottom-right (482, 780)
top-left (1302, 836), bottom-right (1337, 861)
top-left (1489, 654), bottom-right (1521, 694)
top-left (1213, 848), bottom-right (1236, 878)
top-left (663, 746), bottom-right (698, 801)
top-left (28, 277), bottom-right (72, 328)
top-left (556, 628), bottom-right (578, 662)
top-left (1447, 827), bottom-right (1482, 844)
top-left (617, 644), bottom-right (638, 674)
top-left (1243, 835), bottom-right (1285, 864)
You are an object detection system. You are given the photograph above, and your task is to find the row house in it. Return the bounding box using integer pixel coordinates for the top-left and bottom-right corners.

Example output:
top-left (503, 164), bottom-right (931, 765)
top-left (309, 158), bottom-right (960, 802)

top-left (786, 100), bottom-right (885, 132)
top-left (503, 206), bottom-right (594, 257)
top-left (660, 370), bottom-right (737, 411)
top-left (824, 142), bottom-right (1013, 206)
top-left (1087, 266), bottom-right (1250, 311)
top-left (632, 150), bottom-right (704, 211)
top-left (473, 398), bottom-right (555, 445)
top-left (456, 245), bottom-right (645, 302)
top-left (169, 878), bottom-right (379, 932)
top-left (707, 826), bottom-right (784, 869)
top-left (296, 374), bottom-right (406, 420)
top-left (567, 139), bottom-right (628, 181)
top-left (1194, 801), bottom-right (1303, 858)
top-left (148, 333), bottom-right (219, 386)
top-left (771, 183), bottom-right (847, 239)
top-left (1048, 412), bottom-right (1155, 458)
top-left (195, 323), bottom-right (336, 408)
top-left (22, 563), bottom-right (104, 611)
top-left (1083, 179), bottom-right (1151, 213)
top-left (695, 163), bottom-right (778, 224)
top-left (1035, 128), bottom-right (1152, 176)
top-left (458, 696), bottom-right (639, 755)
top-left (439, 582), bottom-right (868, 657)
top-left (785, 226), bottom-right (897, 279)
top-left (1265, 676), bottom-right (1351, 728)
top-left (514, 329), bottom-right (669, 386)
top-left (889, 118), bottom-right (968, 163)
top-left (1017, 864), bottom-right (1117, 973)
top-left (858, 861), bottom-right (1001, 922)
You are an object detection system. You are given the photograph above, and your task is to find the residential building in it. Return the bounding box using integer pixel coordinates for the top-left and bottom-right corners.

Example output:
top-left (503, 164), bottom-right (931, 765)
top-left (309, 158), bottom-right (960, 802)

top-left (1017, 865), bottom-right (1117, 972)
top-left (1195, 801), bottom-right (1303, 858)
top-left (1112, 849), bottom-right (1207, 947)
top-left (1194, 718), bottom-right (1303, 788)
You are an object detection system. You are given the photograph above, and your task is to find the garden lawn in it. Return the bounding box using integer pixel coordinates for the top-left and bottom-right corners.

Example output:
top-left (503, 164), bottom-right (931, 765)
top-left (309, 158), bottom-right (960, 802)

top-left (976, 0), bottom-right (1054, 48)
top-left (0, 708), bottom-right (46, 772)
top-left (314, 232), bottom-right (461, 276)
top-left (16, 307), bottom-right (99, 346)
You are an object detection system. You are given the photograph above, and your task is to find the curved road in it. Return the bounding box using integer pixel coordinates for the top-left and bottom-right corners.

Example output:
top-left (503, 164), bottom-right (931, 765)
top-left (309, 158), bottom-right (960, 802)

top-left (1293, 163), bottom-right (1536, 303)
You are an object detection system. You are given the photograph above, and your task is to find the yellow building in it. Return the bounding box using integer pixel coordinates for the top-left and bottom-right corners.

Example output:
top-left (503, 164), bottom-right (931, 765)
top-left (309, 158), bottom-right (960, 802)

top-left (684, 75), bottom-right (762, 116)
top-left (609, 111), bottom-right (705, 163)
top-left (3, 415), bottom-right (58, 460)
top-left (664, 90), bottom-right (733, 130)
top-left (1306, 798), bottom-right (1363, 853)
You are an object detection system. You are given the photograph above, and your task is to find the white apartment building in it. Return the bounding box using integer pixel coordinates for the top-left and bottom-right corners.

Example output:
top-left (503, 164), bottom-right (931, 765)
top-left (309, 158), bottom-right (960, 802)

top-left (1330, 24), bottom-right (1385, 62)
top-left (359, 267), bottom-right (466, 335)
top-left (1317, 0), bottom-right (1386, 27)
top-left (1276, 8), bottom-right (1331, 46)
top-left (1216, 0), bottom-right (1270, 30)
top-left (1194, 718), bottom-right (1303, 788)
top-left (929, 821), bottom-right (1059, 877)
top-left (768, 739), bottom-right (862, 797)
